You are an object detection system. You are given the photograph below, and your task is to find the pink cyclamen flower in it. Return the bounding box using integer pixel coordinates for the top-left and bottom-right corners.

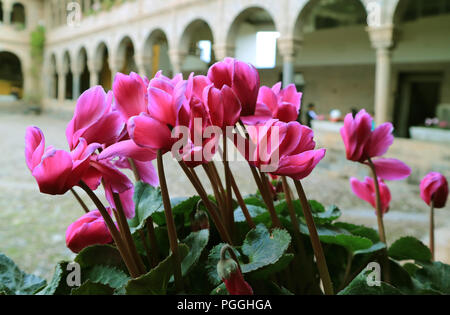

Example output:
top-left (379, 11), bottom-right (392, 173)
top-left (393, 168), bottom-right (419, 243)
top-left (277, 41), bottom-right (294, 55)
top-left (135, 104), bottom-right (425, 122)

top-left (350, 177), bottom-right (391, 216)
top-left (66, 86), bottom-right (125, 150)
top-left (236, 119), bottom-right (325, 180)
top-left (25, 127), bottom-right (100, 195)
top-left (340, 109), bottom-right (411, 181)
top-left (420, 172), bottom-right (448, 208)
top-left (243, 83), bottom-right (302, 125)
top-left (65, 210), bottom-right (113, 253)
top-left (208, 57), bottom-right (260, 118)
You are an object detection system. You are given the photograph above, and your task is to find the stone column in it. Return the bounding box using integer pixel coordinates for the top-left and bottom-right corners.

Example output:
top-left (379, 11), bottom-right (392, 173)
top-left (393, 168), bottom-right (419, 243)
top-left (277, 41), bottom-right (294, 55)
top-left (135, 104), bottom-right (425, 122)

top-left (367, 25), bottom-right (395, 125)
top-left (88, 59), bottom-right (99, 87)
top-left (277, 37), bottom-right (302, 87)
top-left (135, 53), bottom-right (151, 78)
top-left (213, 43), bottom-right (235, 61)
top-left (58, 71), bottom-right (67, 103)
top-left (109, 56), bottom-right (122, 86)
top-left (3, 1), bottom-right (12, 25)
top-left (168, 49), bottom-right (187, 74)
top-left (72, 72), bottom-right (81, 100)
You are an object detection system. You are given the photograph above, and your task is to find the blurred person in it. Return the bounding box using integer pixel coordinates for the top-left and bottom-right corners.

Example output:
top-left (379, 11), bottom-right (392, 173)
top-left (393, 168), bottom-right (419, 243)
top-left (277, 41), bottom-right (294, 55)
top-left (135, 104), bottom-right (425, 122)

top-left (306, 103), bottom-right (318, 128)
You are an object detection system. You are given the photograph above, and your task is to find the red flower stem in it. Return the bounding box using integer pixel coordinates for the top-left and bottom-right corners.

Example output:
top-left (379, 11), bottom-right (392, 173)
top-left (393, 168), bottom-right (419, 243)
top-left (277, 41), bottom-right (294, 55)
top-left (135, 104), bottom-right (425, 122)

top-left (230, 170), bottom-right (256, 229)
top-left (178, 160), bottom-right (233, 245)
top-left (129, 158), bottom-right (160, 268)
top-left (113, 193), bottom-right (147, 275)
top-left (210, 161), bottom-right (227, 200)
top-left (78, 181), bottom-right (140, 278)
top-left (259, 171), bottom-right (282, 228)
top-left (222, 134), bottom-right (235, 236)
top-left (294, 180), bottom-right (334, 295)
top-left (70, 188), bottom-right (89, 213)
top-left (367, 158), bottom-right (387, 244)
top-left (157, 149), bottom-right (184, 292)
top-left (202, 164), bottom-right (225, 217)
top-left (281, 176), bottom-right (305, 253)
top-left (430, 199), bottom-right (435, 261)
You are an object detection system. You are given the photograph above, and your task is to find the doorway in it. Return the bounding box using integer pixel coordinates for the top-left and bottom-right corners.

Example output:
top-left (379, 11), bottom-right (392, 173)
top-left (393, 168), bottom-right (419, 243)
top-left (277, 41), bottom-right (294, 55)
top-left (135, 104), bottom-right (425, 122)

top-left (394, 73), bottom-right (442, 137)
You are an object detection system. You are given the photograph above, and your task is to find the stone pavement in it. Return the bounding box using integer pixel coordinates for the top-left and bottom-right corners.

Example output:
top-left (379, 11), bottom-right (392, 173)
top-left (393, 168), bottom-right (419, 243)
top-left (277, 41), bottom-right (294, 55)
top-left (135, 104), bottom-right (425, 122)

top-left (0, 111), bottom-right (449, 280)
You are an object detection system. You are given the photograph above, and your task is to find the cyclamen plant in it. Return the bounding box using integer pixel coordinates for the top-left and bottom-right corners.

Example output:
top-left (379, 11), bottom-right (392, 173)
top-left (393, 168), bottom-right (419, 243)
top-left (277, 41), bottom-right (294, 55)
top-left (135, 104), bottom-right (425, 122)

top-left (1, 58), bottom-right (449, 296)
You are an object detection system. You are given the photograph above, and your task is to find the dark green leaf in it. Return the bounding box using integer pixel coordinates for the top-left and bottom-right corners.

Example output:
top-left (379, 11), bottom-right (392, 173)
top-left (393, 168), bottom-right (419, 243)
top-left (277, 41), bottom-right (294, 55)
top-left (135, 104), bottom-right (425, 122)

top-left (338, 269), bottom-right (403, 295)
top-left (234, 205), bottom-right (267, 222)
top-left (83, 265), bottom-right (130, 291)
top-left (241, 224), bottom-right (291, 273)
top-left (75, 244), bottom-right (127, 271)
top-left (129, 182), bottom-right (163, 233)
top-left (299, 223), bottom-right (373, 254)
top-left (125, 244), bottom-right (189, 295)
top-left (37, 262), bottom-right (72, 295)
top-left (71, 280), bottom-right (115, 295)
top-left (248, 254), bottom-right (294, 279)
top-left (388, 236), bottom-right (432, 262)
top-left (333, 222), bottom-right (380, 243)
top-left (0, 253), bottom-right (46, 295)
top-left (413, 262), bottom-right (450, 294)
top-left (210, 282), bottom-right (229, 295)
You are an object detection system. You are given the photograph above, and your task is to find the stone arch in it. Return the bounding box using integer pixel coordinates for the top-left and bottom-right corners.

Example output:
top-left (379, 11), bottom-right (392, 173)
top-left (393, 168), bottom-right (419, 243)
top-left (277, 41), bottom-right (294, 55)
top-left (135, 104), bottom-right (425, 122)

top-left (0, 51), bottom-right (23, 99)
top-left (115, 36), bottom-right (138, 75)
top-left (48, 53), bottom-right (58, 99)
top-left (11, 2), bottom-right (25, 28)
top-left (225, 6), bottom-right (279, 69)
top-left (94, 42), bottom-right (112, 89)
top-left (62, 51), bottom-right (73, 100)
top-left (393, 0), bottom-right (450, 25)
top-left (0, 1), bottom-right (3, 23)
top-left (142, 28), bottom-right (171, 77)
top-left (179, 19), bottom-right (215, 73)
top-left (294, 0), bottom-right (368, 36)
top-left (76, 47), bottom-right (90, 94)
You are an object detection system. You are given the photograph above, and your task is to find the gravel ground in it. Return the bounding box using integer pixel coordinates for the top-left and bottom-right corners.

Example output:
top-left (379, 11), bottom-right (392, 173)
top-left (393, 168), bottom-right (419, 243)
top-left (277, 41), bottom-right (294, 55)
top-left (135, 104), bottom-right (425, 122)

top-left (0, 111), bottom-right (449, 280)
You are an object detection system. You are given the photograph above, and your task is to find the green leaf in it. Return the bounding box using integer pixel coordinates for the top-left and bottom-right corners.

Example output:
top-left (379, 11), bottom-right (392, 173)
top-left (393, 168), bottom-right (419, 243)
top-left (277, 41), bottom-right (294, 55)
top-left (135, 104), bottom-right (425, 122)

top-left (240, 224), bottom-right (291, 273)
top-left (0, 253), bottom-right (46, 295)
top-left (354, 242), bottom-right (386, 256)
top-left (83, 265), bottom-right (130, 291)
top-left (333, 222), bottom-right (380, 243)
top-left (338, 269), bottom-right (403, 295)
top-left (413, 262), bottom-right (450, 294)
top-left (129, 182), bottom-right (163, 233)
top-left (170, 230), bottom-right (209, 282)
top-left (313, 205), bottom-right (341, 224)
top-left (299, 223), bottom-right (373, 254)
top-left (234, 205), bottom-right (268, 222)
top-left (75, 245), bottom-right (127, 271)
top-left (37, 262), bottom-right (72, 295)
top-left (248, 254), bottom-right (294, 279)
top-left (71, 280), bottom-right (115, 295)
top-left (125, 244), bottom-right (189, 295)
top-left (388, 236), bottom-right (432, 262)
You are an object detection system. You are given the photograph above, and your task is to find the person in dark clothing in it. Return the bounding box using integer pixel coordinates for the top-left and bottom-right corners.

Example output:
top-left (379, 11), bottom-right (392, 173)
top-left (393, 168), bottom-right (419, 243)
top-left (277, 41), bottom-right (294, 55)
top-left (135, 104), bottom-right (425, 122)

top-left (306, 103), bottom-right (318, 128)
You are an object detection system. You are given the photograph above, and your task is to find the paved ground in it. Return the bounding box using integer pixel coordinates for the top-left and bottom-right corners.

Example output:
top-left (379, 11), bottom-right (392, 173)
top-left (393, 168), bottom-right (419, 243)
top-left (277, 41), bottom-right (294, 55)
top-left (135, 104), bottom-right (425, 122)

top-left (0, 110), bottom-right (449, 280)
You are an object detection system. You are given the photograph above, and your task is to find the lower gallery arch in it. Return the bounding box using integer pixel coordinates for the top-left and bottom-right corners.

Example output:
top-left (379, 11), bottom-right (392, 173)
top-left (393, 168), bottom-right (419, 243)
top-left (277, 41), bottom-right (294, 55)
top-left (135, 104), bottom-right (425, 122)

top-left (0, 51), bottom-right (23, 100)
top-left (226, 7), bottom-right (281, 86)
top-left (143, 29), bottom-right (171, 77)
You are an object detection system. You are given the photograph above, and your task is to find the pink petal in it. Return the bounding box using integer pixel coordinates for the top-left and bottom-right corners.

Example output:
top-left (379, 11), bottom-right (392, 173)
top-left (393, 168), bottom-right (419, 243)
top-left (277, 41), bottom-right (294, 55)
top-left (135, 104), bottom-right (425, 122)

top-left (128, 114), bottom-right (173, 151)
top-left (134, 160), bottom-right (159, 187)
top-left (113, 72), bottom-right (147, 120)
top-left (90, 160), bottom-right (133, 193)
top-left (365, 122), bottom-right (394, 158)
top-left (25, 126), bottom-right (45, 171)
top-left (350, 177), bottom-right (376, 209)
top-left (32, 150), bottom-right (74, 195)
top-left (276, 103), bottom-right (299, 123)
top-left (371, 158), bottom-right (411, 181)
top-left (99, 140), bottom-right (157, 162)
top-left (276, 149), bottom-right (325, 180)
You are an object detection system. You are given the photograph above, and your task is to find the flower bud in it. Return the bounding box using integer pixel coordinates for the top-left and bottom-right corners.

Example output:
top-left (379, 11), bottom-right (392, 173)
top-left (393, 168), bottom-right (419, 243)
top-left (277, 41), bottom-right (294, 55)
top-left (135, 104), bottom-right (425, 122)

top-left (217, 245), bottom-right (253, 295)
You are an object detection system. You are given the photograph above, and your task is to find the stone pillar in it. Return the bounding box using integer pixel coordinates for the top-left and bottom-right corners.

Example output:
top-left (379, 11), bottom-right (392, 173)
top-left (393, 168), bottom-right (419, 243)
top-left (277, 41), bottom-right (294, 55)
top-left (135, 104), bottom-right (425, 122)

top-left (58, 71), bottom-right (67, 103)
top-left (88, 60), bottom-right (99, 87)
top-left (213, 43), bottom-right (235, 61)
top-left (168, 49), bottom-right (187, 74)
top-left (135, 53), bottom-right (151, 78)
top-left (109, 56), bottom-right (122, 85)
top-left (72, 72), bottom-right (81, 100)
top-left (367, 25), bottom-right (395, 125)
top-left (277, 37), bottom-right (302, 87)
top-left (3, 1), bottom-right (12, 25)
